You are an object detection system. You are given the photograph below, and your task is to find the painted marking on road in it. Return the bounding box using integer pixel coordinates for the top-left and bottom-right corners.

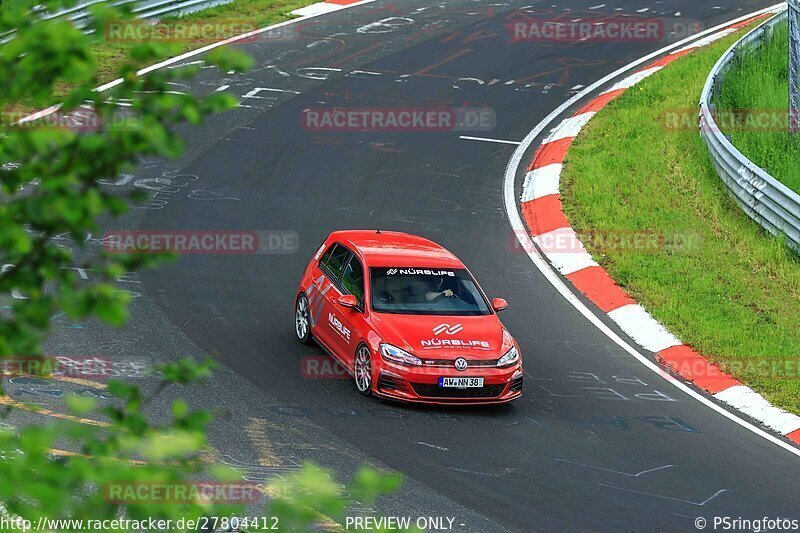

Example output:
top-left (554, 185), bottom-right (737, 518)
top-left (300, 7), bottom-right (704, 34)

top-left (657, 345), bottom-right (741, 394)
top-left (459, 136), bottom-right (521, 145)
top-left (601, 66), bottom-right (663, 94)
top-left (415, 48), bottom-right (472, 76)
top-left (244, 417), bottom-right (283, 467)
top-left (532, 227), bottom-right (599, 276)
top-left (16, 0), bottom-right (379, 125)
top-left (243, 87), bottom-right (302, 99)
top-left (521, 164), bottom-right (562, 202)
top-left (416, 441), bottom-right (449, 451)
top-left (543, 112), bottom-right (595, 143)
top-left (599, 485), bottom-right (728, 506)
top-left (556, 458), bottom-right (674, 477)
top-left (607, 304), bottom-right (682, 353)
top-left (714, 386), bottom-right (800, 435)
top-left (4, 373), bottom-right (108, 390)
top-left (0, 396), bottom-right (108, 427)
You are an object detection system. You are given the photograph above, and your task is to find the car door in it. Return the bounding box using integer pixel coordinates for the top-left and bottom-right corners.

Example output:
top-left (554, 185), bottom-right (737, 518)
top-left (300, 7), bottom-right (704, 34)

top-left (334, 253), bottom-right (366, 368)
top-left (308, 243), bottom-right (351, 358)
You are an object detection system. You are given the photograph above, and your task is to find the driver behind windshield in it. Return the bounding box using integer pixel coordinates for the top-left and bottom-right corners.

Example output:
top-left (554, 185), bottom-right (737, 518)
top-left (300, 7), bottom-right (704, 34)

top-left (371, 268), bottom-right (491, 315)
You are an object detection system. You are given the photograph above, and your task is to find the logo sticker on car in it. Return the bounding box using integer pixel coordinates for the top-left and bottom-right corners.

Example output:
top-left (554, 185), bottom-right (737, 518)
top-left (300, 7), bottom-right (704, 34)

top-left (421, 338), bottom-right (491, 350)
top-left (433, 323), bottom-right (463, 336)
top-left (384, 268), bottom-right (455, 276)
top-left (328, 313), bottom-right (351, 342)
top-left (422, 323), bottom-right (490, 350)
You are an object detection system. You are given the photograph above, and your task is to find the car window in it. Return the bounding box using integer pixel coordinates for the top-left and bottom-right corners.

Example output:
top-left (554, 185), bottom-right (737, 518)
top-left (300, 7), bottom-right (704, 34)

top-left (318, 245), bottom-right (335, 266)
top-left (370, 267), bottom-right (491, 315)
top-left (341, 255), bottom-right (365, 303)
top-left (319, 243), bottom-right (351, 280)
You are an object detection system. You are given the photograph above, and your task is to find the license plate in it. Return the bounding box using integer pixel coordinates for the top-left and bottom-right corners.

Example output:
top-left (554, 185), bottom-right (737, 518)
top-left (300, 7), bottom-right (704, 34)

top-left (438, 377), bottom-right (484, 388)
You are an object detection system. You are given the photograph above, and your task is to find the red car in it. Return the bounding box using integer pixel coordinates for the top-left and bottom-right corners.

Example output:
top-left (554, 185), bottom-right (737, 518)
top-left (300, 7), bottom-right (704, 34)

top-left (295, 230), bottom-right (523, 404)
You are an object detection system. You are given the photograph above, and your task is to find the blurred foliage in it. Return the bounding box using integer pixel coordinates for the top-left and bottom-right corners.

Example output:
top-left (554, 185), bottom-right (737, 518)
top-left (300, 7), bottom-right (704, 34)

top-left (0, 2), bottom-right (406, 531)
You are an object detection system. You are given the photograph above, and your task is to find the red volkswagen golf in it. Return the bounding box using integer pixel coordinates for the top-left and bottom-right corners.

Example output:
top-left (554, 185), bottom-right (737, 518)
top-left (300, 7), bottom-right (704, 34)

top-left (295, 230), bottom-right (523, 404)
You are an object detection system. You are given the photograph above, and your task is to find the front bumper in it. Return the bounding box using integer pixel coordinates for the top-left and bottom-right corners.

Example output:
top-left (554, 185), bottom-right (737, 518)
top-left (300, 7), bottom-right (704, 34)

top-left (373, 362), bottom-right (523, 405)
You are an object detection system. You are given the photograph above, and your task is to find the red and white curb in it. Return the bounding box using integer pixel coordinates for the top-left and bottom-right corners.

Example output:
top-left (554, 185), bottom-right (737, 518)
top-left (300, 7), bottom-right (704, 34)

top-left (519, 12), bottom-right (800, 446)
top-left (291, 0), bottom-right (364, 18)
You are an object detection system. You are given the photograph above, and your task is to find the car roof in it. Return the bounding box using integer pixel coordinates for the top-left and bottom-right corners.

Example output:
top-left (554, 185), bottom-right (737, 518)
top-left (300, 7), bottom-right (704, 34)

top-left (329, 230), bottom-right (465, 269)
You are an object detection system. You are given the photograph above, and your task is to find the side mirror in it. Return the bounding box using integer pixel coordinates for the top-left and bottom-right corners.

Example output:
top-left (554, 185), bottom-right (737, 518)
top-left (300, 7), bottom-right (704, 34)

top-left (492, 298), bottom-right (508, 312)
top-left (337, 294), bottom-right (359, 310)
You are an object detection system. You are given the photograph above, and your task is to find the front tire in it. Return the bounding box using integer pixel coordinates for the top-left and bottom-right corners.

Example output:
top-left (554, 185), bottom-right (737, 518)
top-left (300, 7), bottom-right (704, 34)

top-left (354, 344), bottom-right (373, 396)
top-left (295, 293), bottom-right (313, 345)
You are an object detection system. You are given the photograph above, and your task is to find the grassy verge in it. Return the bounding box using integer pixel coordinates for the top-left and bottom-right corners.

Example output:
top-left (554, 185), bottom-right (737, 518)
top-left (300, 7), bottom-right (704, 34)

top-left (561, 29), bottom-right (800, 414)
top-left (6, 0), bottom-right (318, 114)
top-left (714, 21), bottom-right (800, 194)
top-left (92, 0), bottom-right (319, 82)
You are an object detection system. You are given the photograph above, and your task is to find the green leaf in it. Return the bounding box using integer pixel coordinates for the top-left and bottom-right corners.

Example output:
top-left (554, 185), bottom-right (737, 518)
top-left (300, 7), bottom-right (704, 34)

top-left (65, 393), bottom-right (97, 415)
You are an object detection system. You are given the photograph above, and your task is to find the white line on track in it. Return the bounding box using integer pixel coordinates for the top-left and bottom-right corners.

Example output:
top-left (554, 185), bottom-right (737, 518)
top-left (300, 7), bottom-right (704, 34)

top-left (18, 0), bottom-right (377, 124)
top-left (417, 441), bottom-right (449, 451)
top-left (460, 136), bottom-right (521, 145)
top-left (502, 3), bottom-right (800, 458)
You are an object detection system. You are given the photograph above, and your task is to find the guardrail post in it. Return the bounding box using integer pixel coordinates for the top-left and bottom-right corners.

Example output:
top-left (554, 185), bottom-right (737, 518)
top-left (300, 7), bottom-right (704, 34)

top-left (790, 0), bottom-right (800, 132)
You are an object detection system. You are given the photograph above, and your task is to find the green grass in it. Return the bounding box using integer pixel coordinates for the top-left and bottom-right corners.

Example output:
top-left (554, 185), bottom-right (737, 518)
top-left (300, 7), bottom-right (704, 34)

top-left (93, 0), bottom-right (319, 81)
top-left (714, 21), bottom-right (800, 194)
top-left (7, 0), bottom-right (318, 114)
top-left (561, 28), bottom-right (800, 414)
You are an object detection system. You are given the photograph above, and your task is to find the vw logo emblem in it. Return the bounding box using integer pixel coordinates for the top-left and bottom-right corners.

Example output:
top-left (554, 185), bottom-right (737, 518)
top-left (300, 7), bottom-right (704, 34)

top-left (454, 357), bottom-right (468, 371)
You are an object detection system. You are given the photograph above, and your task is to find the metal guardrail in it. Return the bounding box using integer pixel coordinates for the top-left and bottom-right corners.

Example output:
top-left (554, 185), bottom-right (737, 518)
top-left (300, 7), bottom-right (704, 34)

top-left (2, 0), bottom-right (233, 42)
top-left (700, 8), bottom-right (800, 253)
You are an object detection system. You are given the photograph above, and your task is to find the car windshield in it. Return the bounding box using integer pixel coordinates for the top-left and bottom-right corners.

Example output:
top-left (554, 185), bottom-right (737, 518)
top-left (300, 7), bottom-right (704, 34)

top-left (370, 267), bottom-right (492, 315)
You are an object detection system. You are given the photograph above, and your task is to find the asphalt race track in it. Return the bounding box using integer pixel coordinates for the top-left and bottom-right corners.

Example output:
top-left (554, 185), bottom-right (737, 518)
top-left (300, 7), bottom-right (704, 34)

top-left (24, 1), bottom-right (800, 531)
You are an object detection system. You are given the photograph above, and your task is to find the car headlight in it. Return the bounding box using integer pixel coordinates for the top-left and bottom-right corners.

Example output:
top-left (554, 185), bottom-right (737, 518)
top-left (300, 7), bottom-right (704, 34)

top-left (496, 345), bottom-right (519, 368)
top-left (379, 343), bottom-right (422, 366)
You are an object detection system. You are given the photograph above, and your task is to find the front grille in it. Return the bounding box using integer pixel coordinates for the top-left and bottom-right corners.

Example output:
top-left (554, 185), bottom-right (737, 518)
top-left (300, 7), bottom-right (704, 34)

top-left (422, 358), bottom-right (498, 368)
top-left (411, 382), bottom-right (506, 398)
top-left (508, 376), bottom-right (523, 393)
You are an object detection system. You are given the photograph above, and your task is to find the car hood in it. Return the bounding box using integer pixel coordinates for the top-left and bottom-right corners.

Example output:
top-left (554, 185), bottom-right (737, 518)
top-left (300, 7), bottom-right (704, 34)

top-left (370, 313), bottom-right (513, 360)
